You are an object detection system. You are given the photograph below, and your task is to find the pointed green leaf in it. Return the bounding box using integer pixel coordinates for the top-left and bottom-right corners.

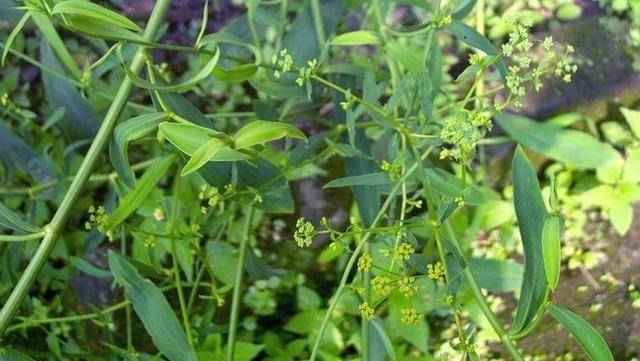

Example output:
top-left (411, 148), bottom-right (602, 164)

top-left (233, 120), bottom-right (307, 149)
top-left (181, 138), bottom-right (226, 176)
top-left (621, 107), bottom-right (640, 139)
top-left (511, 146), bottom-right (549, 336)
top-left (110, 112), bottom-right (168, 188)
top-left (0, 202), bottom-right (40, 233)
top-left (331, 31), bottom-right (381, 46)
top-left (541, 215), bottom-right (562, 291)
top-left (548, 304), bottom-right (614, 361)
top-left (31, 12), bottom-right (82, 80)
top-left (608, 199), bottom-right (632, 235)
top-left (323, 172), bottom-right (390, 189)
top-left (52, 0), bottom-right (141, 31)
top-left (106, 154), bottom-right (175, 230)
top-left (108, 251), bottom-right (198, 361)
top-left (2, 11), bottom-right (30, 66)
top-left (496, 113), bottom-right (621, 169)
top-left (66, 15), bottom-right (145, 42)
top-left (158, 122), bottom-right (221, 155)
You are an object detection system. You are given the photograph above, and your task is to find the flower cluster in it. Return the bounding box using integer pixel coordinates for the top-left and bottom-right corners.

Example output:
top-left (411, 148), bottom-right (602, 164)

top-left (293, 217), bottom-right (314, 247)
top-left (84, 205), bottom-right (113, 240)
top-left (198, 185), bottom-right (222, 214)
top-left (359, 301), bottom-right (375, 320)
top-left (1, 93), bottom-right (21, 114)
top-left (398, 276), bottom-right (418, 297)
top-left (439, 110), bottom-right (493, 162)
top-left (427, 261), bottom-right (445, 282)
top-left (394, 242), bottom-right (415, 261)
top-left (372, 276), bottom-right (394, 295)
top-left (400, 307), bottom-right (423, 325)
top-left (357, 252), bottom-right (372, 272)
top-left (339, 89), bottom-right (355, 111)
top-left (295, 59), bottom-right (318, 86)
top-left (272, 49), bottom-right (293, 79)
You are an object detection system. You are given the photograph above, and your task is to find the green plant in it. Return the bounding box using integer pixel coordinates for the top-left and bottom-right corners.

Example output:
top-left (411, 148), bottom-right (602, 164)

top-left (0, 0), bottom-right (622, 360)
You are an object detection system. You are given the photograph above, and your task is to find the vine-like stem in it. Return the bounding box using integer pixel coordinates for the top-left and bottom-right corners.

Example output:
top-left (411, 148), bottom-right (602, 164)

top-left (0, 0), bottom-right (173, 337)
top-left (309, 148), bottom-right (432, 361)
top-left (227, 206), bottom-right (254, 361)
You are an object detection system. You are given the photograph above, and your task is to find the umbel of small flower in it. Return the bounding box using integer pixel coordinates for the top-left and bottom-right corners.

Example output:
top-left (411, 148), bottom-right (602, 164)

top-left (293, 217), bottom-right (314, 247)
top-left (357, 252), bottom-right (372, 272)
top-left (272, 49), bottom-right (293, 79)
top-left (398, 276), bottom-right (419, 297)
top-left (394, 242), bottom-right (415, 261)
top-left (400, 307), bottom-right (423, 325)
top-left (359, 301), bottom-right (375, 320)
top-left (439, 110), bottom-right (493, 162)
top-left (372, 276), bottom-right (394, 295)
top-left (427, 262), bottom-right (445, 282)
top-left (85, 205), bottom-right (113, 241)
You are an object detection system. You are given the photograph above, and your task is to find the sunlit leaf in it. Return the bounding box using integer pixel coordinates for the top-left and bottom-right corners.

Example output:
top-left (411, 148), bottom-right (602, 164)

top-left (331, 31), bottom-right (381, 46)
top-left (233, 120), bottom-right (307, 149)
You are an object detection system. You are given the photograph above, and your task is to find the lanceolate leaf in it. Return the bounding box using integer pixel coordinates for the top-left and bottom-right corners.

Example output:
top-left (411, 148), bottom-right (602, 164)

top-left (233, 120), bottom-right (307, 149)
top-left (496, 113), bottom-right (621, 169)
top-left (66, 15), bottom-right (145, 43)
top-left (2, 11), bottom-right (30, 66)
top-left (110, 112), bottom-right (168, 188)
top-left (52, 0), bottom-right (140, 31)
top-left (108, 251), bottom-right (198, 361)
top-left (331, 31), bottom-right (382, 46)
top-left (106, 154), bottom-right (176, 230)
top-left (0, 202), bottom-right (40, 233)
top-left (181, 138), bottom-right (226, 176)
top-left (548, 304), bottom-right (614, 361)
top-left (511, 146), bottom-right (549, 336)
top-left (158, 122), bottom-right (221, 155)
top-left (541, 215), bottom-right (562, 291)
top-left (31, 12), bottom-right (81, 80)
top-left (323, 172), bottom-right (390, 189)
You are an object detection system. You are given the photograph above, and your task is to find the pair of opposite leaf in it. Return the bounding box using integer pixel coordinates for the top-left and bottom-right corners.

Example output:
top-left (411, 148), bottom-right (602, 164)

top-left (158, 120), bottom-right (307, 176)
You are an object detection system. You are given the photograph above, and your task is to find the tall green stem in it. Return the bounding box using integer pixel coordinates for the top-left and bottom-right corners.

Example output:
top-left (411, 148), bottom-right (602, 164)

top-left (310, 0), bottom-right (326, 51)
top-left (0, 0), bottom-right (173, 337)
top-left (227, 206), bottom-right (254, 361)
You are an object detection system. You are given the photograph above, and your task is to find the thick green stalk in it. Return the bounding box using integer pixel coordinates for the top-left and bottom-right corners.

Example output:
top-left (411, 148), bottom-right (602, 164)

top-left (0, 0), bottom-right (173, 337)
top-left (309, 149), bottom-right (431, 361)
top-left (227, 206), bottom-right (255, 361)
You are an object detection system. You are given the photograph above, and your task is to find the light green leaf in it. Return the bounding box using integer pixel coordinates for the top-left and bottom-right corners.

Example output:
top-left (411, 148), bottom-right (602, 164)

top-left (122, 47), bottom-right (221, 92)
top-left (556, 4), bottom-right (583, 21)
top-left (108, 251), bottom-right (198, 361)
top-left (110, 112), bottom-right (168, 188)
top-left (331, 31), bottom-right (381, 46)
top-left (52, 0), bottom-right (141, 31)
top-left (233, 120), bottom-right (307, 149)
top-left (623, 147), bottom-right (640, 182)
top-left (181, 138), bottom-right (226, 176)
top-left (511, 146), bottom-right (549, 337)
top-left (31, 12), bottom-right (81, 80)
top-left (608, 199), bottom-right (632, 236)
top-left (0, 202), bottom-right (40, 233)
top-left (106, 154), bottom-right (176, 230)
top-left (66, 15), bottom-right (145, 42)
top-left (158, 122), bottom-right (221, 155)
top-left (547, 304), bottom-right (614, 361)
top-left (541, 215), bottom-right (562, 291)
top-left (2, 11), bottom-right (30, 66)
top-left (385, 42), bottom-right (421, 72)
top-left (621, 107), bottom-right (640, 139)
top-left (323, 172), bottom-right (390, 189)
top-left (496, 113), bottom-right (621, 169)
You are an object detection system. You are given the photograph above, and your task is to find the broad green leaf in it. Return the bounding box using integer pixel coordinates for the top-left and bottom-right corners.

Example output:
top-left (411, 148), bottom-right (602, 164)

top-left (110, 112), bottom-right (168, 188)
top-left (445, 20), bottom-right (508, 86)
top-left (496, 113), bottom-right (621, 169)
top-left (623, 147), bottom-right (640, 182)
top-left (41, 40), bottom-right (100, 139)
top-left (67, 15), bottom-right (145, 42)
top-left (511, 146), bottom-right (549, 336)
top-left (158, 122), bottom-right (221, 155)
top-left (331, 31), bottom-right (381, 46)
top-left (425, 167), bottom-right (486, 205)
top-left (608, 199), bottom-right (632, 235)
top-left (468, 258), bottom-right (523, 292)
top-left (452, 0), bottom-right (477, 20)
top-left (70, 257), bottom-right (111, 278)
top-left (621, 107), bottom-right (640, 139)
top-left (181, 138), bottom-right (226, 176)
top-left (224, 342), bottom-right (264, 361)
top-left (52, 0), bottom-right (141, 31)
top-left (547, 304), bottom-right (614, 361)
top-left (556, 4), bottom-right (582, 21)
top-left (122, 47), bottom-right (221, 92)
top-left (106, 154), bottom-right (176, 230)
top-left (541, 215), bottom-right (562, 291)
top-left (370, 319), bottom-right (395, 360)
top-left (323, 172), bottom-right (390, 188)
top-left (31, 12), bottom-right (82, 80)
top-left (233, 120), bottom-right (307, 149)
top-left (108, 251), bottom-right (198, 361)
top-left (2, 11), bottom-right (30, 66)
top-left (0, 202), bottom-right (40, 233)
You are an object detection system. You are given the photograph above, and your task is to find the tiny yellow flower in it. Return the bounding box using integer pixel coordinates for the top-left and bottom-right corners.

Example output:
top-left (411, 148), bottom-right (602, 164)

top-left (372, 276), bottom-right (394, 295)
top-left (357, 252), bottom-right (372, 272)
top-left (398, 277), bottom-right (418, 297)
top-left (400, 307), bottom-right (423, 325)
top-left (394, 242), bottom-right (415, 261)
top-left (427, 262), bottom-right (445, 282)
top-left (153, 208), bottom-right (165, 221)
top-left (359, 301), bottom-right (375, 320)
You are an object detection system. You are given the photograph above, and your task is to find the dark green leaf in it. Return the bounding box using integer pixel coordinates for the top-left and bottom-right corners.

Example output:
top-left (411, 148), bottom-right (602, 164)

top-left (323, 172), bottom-right (390, 188)
top-left (67, 15), bottom-right (145, 42)
top-left (0, 202), bottom-right (40, 233)
top-left (548, 304), bottom-right (614, 361)
top-left (1, 11), bottom-right (30, 66)
top-left (0, 122), bottom-right (55, 184)
top-left (32, 12), bottom-right (82, 80)
top-left (510, 146), bottom-right (549, 336)
top-left (108, 251), bottom-right (198, 361)
top-left (70, 257), bottom-right (111, 278)
top-left (52, 0), bottom-right (141, 31)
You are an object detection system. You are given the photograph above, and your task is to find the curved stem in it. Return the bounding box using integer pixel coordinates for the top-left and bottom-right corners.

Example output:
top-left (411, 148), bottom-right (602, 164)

top-left (0, 232), bottom-right (46, 242)
top-left (227, 206), bottom-right (254, 361)
top-left (0, 0), bottom-right (173, 337)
